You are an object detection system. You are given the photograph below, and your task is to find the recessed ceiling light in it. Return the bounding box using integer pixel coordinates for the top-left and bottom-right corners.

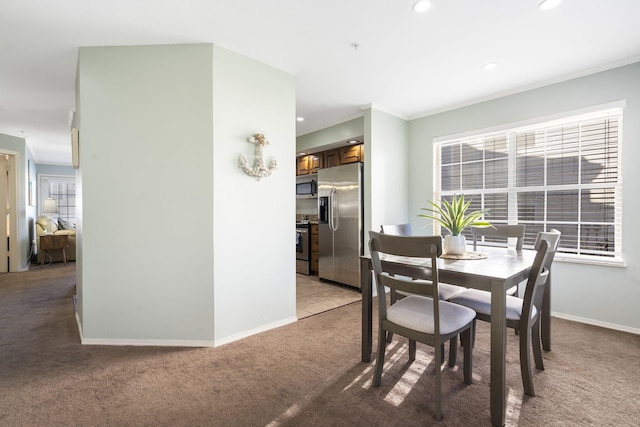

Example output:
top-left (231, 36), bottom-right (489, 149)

top-left (346, 140), bottom-right (360, 145)
top-left (483, 62), bottom-right (499, 71)
top-left (296, 117), bottom-right (304, 122)
top-left (538, 0), bottom-right (562, 11)
top-left (412, 1), bottom-right (432, 13)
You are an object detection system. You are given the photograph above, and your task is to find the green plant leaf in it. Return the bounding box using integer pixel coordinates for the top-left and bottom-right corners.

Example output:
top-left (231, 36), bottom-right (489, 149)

top-left (418, 194), bottom-right (490, 235)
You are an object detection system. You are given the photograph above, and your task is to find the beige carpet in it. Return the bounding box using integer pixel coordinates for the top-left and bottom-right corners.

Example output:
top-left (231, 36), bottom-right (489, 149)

top-left (1, 263), bottom-right (639, 426)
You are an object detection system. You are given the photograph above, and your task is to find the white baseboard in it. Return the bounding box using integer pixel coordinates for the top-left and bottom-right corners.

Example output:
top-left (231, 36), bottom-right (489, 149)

top-left (552, 312), bottom-right (640, 335)
top-left (75, 311), bottom-right (215, 347)
top-left (214, 316), bottom-right (298, 347)
top-left (76, 311), bottom-right (298, 348)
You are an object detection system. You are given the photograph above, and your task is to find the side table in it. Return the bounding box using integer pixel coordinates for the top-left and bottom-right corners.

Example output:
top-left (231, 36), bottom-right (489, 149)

top-left (39, 234), bottom-right (69, 267)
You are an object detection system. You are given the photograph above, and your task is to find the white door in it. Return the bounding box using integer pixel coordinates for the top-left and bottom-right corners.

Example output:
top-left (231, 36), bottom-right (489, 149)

top-left (0, 154), bottom-right (17, 273)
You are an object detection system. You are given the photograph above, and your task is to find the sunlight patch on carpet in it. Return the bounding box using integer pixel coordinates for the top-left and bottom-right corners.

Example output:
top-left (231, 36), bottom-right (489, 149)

top-left (381, 346), bottom-right (431, 407)
top-left (505, 387), bottom-right (523, 426)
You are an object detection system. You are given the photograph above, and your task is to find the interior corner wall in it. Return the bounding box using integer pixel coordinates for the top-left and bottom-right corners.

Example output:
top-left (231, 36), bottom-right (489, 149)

top-left (76, 44), bottom-right (215, 345)
top-left (363, 108), bottom-right (409, 247)
top-left (407, 61), bottom-right (640, 332)
top-left (211, 46), bottom-right (296, 345)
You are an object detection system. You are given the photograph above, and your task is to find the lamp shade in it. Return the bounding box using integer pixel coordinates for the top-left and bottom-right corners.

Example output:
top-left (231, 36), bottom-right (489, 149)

top-left (42, 198), bottom-right (58, 214)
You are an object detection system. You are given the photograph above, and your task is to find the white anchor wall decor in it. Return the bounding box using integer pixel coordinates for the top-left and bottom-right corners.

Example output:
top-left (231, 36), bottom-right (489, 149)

top-left (238, 133), bottom-right (278, 180)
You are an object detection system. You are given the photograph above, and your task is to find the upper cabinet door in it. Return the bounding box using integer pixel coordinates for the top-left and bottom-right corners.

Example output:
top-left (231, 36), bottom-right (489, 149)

top-left (309, 153), bottom-right (323, 174)
top-left (296, 156), bottom-right (310, 175)
top-left (339, 145), bottom-right (361, 164)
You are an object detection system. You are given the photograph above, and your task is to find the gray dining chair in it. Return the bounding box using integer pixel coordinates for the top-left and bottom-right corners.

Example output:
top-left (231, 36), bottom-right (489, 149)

top-left (471, 224), bottom-right (526, 296)
top-left (449, 229), bottom-right (561, 397)
top-left (381, 223), bottom-right (466, 301)
top-left (369, 231), bottom-right (475, 420)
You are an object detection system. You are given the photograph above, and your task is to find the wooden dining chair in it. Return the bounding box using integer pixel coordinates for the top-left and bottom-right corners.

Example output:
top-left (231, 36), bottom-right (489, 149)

top-left (449, 229), bottom-right (561, 397)
top-left (471, 224), bottom-right (526, 296)
top-left (369, 231), bottom-right (475, 420)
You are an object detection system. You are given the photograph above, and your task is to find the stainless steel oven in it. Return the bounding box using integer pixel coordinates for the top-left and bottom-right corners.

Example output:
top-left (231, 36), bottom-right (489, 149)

top-left (296, 223), bottom-right (310, 275)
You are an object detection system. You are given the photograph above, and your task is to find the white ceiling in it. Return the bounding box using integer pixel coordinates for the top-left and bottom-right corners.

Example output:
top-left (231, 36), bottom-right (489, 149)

top-left (1, 0), bottom-right (639, 165)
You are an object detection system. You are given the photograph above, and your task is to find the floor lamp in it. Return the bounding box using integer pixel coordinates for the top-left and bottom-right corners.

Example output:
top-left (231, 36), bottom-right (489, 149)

top-left (42, 198), bottom-right (58, 234)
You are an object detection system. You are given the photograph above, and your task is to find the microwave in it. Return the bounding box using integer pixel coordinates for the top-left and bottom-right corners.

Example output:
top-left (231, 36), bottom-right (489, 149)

top-left (296, 177), bottom-right (317, 198)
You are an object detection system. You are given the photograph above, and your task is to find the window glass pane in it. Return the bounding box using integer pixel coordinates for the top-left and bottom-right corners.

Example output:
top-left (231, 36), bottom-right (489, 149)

top-left (547, 190), bottom-right (579, 222)
top-left (461, 140), bottom-right (482, 162)
top-left (441, 143), bottom-right (460, 165)
top-left (518, 191), bottom-right (545, 222)
top-left (485, 158), bottom-right (508, 189)
top-left (581, 118), bottom-right (619, 184)
top-left (484, 134), bottom-right (508, 159)
top-left (581, 188), bottom-right (615, 223)
top-left (441, 164), bottom-right (460, 191)
top-left (461, 162), bottom-right (482, 190)
top-left (485, 193), bottom-right (508, 221)
top-left (516, 153), bottom-right (545, 187)
top-left (580, 224), bottom-right (615, 255)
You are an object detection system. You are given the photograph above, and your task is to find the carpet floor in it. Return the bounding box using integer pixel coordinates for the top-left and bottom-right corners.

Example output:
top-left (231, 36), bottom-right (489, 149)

top-left (1, 263), bottom-right (639, 426)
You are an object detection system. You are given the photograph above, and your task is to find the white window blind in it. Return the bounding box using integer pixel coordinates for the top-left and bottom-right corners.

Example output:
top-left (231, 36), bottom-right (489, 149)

top-left (434, 107), bottom-right (623, 263)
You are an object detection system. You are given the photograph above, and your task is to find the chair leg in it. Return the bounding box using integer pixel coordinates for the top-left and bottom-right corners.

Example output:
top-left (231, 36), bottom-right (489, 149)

top-left (448, 336), bottom-right (458, 367)
top-left (531, 319), bottom-right (545, 371)
top-left (409, 339), bottom-right (417, 361)
top-left (434, 337), bottom-right (443, 420)
top-left (372, 329), bottom-right (387, 387)
top-left (519, 322), bottom-right (535, 397)
top-left (462, 327), bottom-right (473, 385)
top-left (471, 319), bottom-right (476, 348)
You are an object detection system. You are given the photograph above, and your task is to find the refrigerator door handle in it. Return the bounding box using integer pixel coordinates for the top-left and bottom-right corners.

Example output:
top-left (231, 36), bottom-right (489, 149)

top-left (330, 187), bottom-right (338, 232)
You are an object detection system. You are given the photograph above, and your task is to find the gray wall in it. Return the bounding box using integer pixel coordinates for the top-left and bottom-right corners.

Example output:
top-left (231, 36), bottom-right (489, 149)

top-left (408, 61), bottom-right (640, 332)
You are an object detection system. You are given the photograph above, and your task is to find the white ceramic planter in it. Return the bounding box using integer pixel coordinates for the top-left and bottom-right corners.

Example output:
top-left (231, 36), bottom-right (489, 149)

top-left (444, 235), bottom-right (466, 255)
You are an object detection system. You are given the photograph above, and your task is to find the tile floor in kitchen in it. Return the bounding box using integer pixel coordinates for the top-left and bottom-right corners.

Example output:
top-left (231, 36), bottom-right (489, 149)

top-left (296, 274), bottom-right (362, 319)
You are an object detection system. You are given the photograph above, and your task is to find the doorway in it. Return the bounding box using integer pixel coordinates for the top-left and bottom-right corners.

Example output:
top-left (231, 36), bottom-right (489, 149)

top-left (0, 153), bottom-right (18, 273)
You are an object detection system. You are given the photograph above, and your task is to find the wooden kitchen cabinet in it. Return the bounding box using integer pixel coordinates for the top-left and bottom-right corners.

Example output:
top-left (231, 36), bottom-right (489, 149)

top-left (310, 224), bottom-right (319, 274)
top-left (339, 144), bottom-right (362, 164)
top-left (324, 149), bottom-right (340, 168)
top-left (309, 154), bottom-right (323, 173)
top-left (296, 156), bottom-right (310, 175)
top-left (297, 154), bottom-right (323, 175)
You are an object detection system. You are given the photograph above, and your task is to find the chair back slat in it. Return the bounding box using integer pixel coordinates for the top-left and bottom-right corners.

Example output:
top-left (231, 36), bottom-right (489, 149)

top-left (472, 224), bottom-right (526, 250)
top-left (380, 223), bottom-right (413, 237)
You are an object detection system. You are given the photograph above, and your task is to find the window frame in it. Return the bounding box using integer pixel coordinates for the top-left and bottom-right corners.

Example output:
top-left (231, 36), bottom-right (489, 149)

top-left (432, 104), bottom-right (624, 266)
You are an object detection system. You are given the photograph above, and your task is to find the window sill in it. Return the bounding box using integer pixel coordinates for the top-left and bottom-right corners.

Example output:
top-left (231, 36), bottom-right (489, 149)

top-left (555, 254), bottom-right (626, 268)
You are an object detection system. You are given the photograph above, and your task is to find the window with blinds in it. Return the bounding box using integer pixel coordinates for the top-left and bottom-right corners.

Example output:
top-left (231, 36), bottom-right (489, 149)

top-left (435, 107), bottom-right (623, 263)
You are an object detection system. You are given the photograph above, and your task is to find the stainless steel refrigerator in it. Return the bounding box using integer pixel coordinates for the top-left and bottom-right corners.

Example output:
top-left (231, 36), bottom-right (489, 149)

top-left (317, 162), bottom-right (363, 289)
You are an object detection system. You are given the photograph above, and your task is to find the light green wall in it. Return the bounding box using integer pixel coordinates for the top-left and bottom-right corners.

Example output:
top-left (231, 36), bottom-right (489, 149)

top-left (366, 108), bottom-right (409, 243)
top-left (36, 164), bottom-right (75, 176)
top-left (211, 45), bottom-right (296, 343)
top-left (408, 61), bottom-right (640, 332)
top-left (76, 43), bottom-right (296, 346)
top-left (77, 44), bottom-right (216, 344)
top-left (296, 117), bottom-right (364, 152)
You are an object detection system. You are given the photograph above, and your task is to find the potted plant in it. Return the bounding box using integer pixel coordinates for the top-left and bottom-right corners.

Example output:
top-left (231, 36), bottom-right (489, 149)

top-left (419, 194), bottom-right (491, 254)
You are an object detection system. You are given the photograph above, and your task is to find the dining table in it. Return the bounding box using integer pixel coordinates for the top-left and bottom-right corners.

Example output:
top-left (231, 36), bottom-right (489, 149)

top-left (360, 245), bottom-right (553, 427)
